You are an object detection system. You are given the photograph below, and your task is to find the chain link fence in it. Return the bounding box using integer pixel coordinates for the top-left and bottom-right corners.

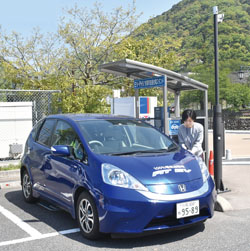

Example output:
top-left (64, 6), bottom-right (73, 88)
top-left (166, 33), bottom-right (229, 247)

top-left (0, 89), bottom-right (61, 125)
top-left (0, 89), bottom-right (61, 160)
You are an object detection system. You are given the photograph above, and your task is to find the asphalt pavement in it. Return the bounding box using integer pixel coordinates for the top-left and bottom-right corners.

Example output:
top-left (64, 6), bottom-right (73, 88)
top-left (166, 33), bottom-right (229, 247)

top-left (219, 164), bottom-right (250, 210)
top-left (1, 162), bottom-right (250, 250)
top-left (0, 188), bottom-right (250, 251)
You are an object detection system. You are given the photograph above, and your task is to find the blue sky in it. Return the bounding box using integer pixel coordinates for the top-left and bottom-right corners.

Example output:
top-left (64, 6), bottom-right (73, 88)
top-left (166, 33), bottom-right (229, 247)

top-left (0, 0), bottom-right (181, 37)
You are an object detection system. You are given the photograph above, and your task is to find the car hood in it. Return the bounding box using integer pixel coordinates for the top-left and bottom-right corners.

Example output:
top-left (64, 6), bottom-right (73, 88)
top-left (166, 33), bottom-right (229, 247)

top-left (95, 149), bottom-right (202, 185)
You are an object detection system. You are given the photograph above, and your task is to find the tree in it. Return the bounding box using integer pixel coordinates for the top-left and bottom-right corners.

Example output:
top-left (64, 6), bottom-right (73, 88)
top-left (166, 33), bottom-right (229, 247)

top-left (180, 63), bottom-right (232, 110)
top-left (224, 83), bottom-right (250, 110)
top-left (0, 2), bottom-right (140, 113)
top-left (0, 28), bottom-right (63, 90)
top-left (113, 33), bottom-right (184, 104)
top-left (58, 2), bottom-right (139, 86)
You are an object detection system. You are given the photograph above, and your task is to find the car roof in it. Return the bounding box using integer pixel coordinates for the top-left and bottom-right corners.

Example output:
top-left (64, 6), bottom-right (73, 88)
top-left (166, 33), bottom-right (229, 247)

top-left (47, 113), bottom-right (134, 121)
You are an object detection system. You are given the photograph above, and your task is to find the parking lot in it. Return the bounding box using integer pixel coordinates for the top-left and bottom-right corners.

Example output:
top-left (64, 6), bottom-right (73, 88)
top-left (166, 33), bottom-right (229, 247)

top-left (0, 187), bottom-right (250, 251)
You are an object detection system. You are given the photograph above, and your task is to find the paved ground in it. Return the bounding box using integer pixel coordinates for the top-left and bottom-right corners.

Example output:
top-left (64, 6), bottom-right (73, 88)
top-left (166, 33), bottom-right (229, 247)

top-left (0, 188), bottom-right (250, 251)
top-left (0, 131), bottom-right (249, 250)
top-left (208, 131), bottom-right (250, 158)
top-left (0, 162), bottom-right (249, 250)
top-left (222, 165), bottom-right (250, 210)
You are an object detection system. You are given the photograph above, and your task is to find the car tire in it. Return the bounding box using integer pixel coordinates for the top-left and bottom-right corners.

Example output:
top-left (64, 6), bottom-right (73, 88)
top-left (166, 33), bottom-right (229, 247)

top-left (76, 192), bottom-right (100, 240)
top-left (22, 170), bottom-right (36, 203)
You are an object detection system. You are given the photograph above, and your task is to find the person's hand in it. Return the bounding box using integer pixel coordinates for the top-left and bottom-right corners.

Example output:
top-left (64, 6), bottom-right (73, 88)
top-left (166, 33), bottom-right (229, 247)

top-left (181, 144), bottom-right (187, 150)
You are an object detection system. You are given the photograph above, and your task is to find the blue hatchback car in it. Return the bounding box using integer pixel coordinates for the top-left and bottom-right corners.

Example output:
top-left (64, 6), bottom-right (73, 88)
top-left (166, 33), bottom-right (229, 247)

top-left (21, 114), bottom-right (216, 239)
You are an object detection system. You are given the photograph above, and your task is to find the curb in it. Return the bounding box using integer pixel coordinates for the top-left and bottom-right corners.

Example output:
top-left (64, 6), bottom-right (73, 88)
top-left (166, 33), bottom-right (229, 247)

top-left (208, 130), bottom-right (250, 134)
top-left (0, 180), bottom-right (21, 189)
top-left (0, 169), bottom-right (20, 179)
top-left (223, 161), bottom-right (250, 165)
top-left (0, 170), bottom-right (20, 190)
top-left (214, 195), bottom-right (233, 212)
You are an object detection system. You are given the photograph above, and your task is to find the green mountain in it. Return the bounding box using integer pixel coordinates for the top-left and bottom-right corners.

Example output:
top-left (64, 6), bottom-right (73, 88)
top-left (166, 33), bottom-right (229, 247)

top-left (135, 0), bottom-right (250, 72)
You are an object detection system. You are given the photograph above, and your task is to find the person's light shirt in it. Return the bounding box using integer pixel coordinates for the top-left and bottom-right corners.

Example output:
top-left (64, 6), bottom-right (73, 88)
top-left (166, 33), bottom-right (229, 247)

top-left (178, 122), bottom-right (203, 156)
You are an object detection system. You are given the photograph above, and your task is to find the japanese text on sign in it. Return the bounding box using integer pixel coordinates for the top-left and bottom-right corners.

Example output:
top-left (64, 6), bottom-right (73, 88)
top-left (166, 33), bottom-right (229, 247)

top-left (134, 75), bottom-right (165, 89)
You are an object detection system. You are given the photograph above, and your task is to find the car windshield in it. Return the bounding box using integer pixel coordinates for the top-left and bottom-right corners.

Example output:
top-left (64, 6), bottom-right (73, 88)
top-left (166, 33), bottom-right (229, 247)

top-left (77, 119), bottom-right (178, 155)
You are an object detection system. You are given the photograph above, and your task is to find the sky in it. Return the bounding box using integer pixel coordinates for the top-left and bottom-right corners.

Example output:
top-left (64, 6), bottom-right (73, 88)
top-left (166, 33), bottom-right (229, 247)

top-left (0, 0), bottom-right (181, 37)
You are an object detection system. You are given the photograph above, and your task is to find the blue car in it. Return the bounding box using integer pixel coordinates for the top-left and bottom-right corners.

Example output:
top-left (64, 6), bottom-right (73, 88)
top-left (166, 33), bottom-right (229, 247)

top-left (21, 114), bottom-right (216, 239)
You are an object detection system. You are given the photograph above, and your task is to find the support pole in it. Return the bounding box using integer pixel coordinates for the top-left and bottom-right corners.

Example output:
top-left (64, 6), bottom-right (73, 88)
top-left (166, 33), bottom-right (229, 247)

top-left (213, 6), bottom-right (229, 193)
top-left (163, 76), bottom-right (168, 134)
top-left (135, 89), bottom-right (139, 119)
top-left (204, 90), bottom-right (209, 166)
top-left (174, 91), bottom-right (180, 118)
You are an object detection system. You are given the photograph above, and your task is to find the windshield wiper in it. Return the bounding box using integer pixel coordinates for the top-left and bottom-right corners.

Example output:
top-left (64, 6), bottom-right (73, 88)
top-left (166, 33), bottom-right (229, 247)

top-left (167, 144), bottom-right (179, 152)
top-left (110, 149), bottom-right (169, 156)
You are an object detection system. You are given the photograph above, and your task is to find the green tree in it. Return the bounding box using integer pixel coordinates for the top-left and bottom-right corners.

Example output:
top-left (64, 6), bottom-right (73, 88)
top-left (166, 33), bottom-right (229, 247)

top-left (58, 2), bottom-right (139, 84)
top-left (0, 2), bottom-right (140, 113)
top-left (113, 34), bottom-right (184, 104)
top-left (224, 83), bottom-right (250, 110)
top-left (0, 29), bottom-right (63, 90)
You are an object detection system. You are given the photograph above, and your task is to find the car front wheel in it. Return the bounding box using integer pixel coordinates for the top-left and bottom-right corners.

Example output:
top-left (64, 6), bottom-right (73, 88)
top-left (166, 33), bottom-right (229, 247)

top-left (76, 192), bottom-right (100, 240)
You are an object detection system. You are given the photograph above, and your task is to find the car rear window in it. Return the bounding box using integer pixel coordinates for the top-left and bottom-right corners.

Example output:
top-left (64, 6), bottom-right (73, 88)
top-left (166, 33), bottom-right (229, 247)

top-left (37, 119), bottom-right (56, 147)
top-left (31, 119), bottom-right (44, 140)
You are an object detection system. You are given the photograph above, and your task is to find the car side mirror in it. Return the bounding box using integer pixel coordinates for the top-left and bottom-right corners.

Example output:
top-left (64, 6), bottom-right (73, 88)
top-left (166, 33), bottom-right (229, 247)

top-left (51, 145), bottom-right (71, 157)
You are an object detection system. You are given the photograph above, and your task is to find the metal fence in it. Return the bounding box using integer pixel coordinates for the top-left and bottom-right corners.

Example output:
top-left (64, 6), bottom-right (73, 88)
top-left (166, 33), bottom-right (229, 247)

top-left (0, 89), bottom-right (61, 125)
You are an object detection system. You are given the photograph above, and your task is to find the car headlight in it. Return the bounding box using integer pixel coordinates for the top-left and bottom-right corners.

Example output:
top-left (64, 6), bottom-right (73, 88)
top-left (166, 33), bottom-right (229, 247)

top-left (197, 157), bottom-right (210, 183)
top-left (101, 163), bottom-right (148, 191)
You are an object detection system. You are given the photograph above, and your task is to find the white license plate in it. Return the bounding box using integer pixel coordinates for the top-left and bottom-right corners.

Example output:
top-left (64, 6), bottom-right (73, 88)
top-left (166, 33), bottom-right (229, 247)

top-left (176, 200), bottom-right (199, 219)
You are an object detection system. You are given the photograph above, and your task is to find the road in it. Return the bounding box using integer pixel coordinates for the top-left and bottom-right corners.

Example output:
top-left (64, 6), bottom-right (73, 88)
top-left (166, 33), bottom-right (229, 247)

top-left (0, 188), bottom-right (249, 251)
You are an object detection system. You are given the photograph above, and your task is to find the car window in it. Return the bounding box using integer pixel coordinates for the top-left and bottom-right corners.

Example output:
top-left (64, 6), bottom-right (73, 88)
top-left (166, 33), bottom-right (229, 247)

top-left (51, 120), bottom-right (86, 162)
top-left (31, 119), bottom-right (44, 140)
top-left (37, 119), bottom-right (56, 147)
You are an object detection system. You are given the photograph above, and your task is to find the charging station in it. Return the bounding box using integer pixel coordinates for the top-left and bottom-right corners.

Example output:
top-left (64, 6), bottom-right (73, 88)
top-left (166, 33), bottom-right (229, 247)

top-left (99, 59), bottom-right (209, 164)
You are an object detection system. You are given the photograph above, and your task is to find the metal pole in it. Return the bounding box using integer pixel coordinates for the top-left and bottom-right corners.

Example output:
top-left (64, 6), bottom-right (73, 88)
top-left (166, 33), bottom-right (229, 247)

top-left (163, 75), bottom-right (168, 134)
top-left (213, 6), bottom-right (228, 193)
top-left (204, 90), bottom-right (209, 166)
top-left (214, 7), bottom-right (219, 106)
top-left (135, 89), bottom-right (139, 119)
top-left (174, 91), bottom-right (180, 118)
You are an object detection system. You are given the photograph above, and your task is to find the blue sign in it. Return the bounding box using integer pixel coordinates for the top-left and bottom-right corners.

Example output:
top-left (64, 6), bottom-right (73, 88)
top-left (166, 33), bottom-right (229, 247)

top-left (134, 75), bottom-right (165, 89)
top-left (169, 119), bottom-right (181, 136)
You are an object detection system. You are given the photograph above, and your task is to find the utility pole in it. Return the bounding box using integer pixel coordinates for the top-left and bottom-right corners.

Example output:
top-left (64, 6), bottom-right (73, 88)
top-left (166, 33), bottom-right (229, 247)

top-left (213, 6), bottom-right (229, 193)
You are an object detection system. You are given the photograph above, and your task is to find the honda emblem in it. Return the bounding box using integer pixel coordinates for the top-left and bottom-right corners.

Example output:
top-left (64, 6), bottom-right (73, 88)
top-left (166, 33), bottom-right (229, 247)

top-left (178, 184), bottom-right (186, 192)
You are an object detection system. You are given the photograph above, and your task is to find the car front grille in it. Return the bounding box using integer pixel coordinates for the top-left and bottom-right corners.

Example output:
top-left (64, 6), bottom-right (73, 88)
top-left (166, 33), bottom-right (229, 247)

top-left (144, 208), bottom-right (209, 230)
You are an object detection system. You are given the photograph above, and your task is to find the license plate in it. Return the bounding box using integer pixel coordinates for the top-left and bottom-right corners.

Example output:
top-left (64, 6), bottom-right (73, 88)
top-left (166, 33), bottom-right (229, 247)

top-left (176, 200), bottom-right (199, 219)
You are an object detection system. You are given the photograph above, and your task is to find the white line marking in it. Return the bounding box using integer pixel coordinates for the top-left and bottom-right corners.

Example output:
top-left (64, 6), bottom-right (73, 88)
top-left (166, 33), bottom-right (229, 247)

top-left (0, 228), bottom-right (80, 247)
top-left (0, 205), bottom-right (42, 237)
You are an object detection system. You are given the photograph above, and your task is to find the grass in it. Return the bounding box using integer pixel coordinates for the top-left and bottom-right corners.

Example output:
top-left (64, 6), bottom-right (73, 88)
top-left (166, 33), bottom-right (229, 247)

top-left (239, 117), bottom-right (250, 119)
top-left (0, 163), bottom-right (21, 171)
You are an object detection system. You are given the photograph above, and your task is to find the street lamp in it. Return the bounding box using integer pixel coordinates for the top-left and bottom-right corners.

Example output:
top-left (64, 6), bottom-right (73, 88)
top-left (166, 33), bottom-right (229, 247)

top-left (213, 6), bottom-right (229, 193)
top-left (238, 69), bottom-right (244, 80)
top-left (238, 66), bottom-right (250, 81)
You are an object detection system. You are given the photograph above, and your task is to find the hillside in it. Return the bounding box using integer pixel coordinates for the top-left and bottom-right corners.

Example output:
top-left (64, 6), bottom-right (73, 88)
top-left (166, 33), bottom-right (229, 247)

top-left (135, 0), bottom-right (250, 72)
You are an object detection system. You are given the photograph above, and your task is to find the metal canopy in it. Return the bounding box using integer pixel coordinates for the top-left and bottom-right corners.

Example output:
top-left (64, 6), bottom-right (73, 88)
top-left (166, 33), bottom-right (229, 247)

top-left (99, 59), bottom-right (209, 165)
top-left (98, 59), bottom-right (208, 92)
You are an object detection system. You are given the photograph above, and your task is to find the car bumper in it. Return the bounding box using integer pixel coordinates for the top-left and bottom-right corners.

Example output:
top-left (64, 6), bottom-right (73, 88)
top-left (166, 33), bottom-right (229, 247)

top-left (97, 177), bottom-right (216, 234)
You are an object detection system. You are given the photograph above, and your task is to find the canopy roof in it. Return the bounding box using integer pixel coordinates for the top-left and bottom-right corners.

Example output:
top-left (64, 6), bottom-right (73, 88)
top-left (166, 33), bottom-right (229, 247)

top-left (99, 59), bottom-right (208, 92)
